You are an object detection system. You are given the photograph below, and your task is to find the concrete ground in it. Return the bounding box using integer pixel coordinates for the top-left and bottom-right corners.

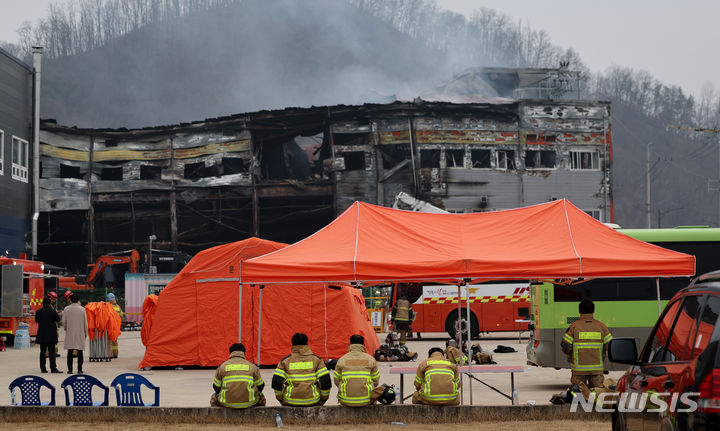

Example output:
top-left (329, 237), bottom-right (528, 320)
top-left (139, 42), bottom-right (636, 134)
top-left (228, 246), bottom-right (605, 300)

top-left (0, 329), bottom-right (625, 409)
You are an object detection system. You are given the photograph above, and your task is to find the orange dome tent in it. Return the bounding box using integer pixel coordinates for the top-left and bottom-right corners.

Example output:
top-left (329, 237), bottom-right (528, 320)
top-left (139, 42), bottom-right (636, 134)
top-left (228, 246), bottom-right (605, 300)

top-left (139, 238), bottom-right (379, 368)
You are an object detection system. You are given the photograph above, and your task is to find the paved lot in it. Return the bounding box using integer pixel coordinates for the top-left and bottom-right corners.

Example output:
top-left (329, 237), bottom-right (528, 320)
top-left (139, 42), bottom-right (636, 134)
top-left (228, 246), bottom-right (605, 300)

top-left (1, 329), bottom-right (625, 408)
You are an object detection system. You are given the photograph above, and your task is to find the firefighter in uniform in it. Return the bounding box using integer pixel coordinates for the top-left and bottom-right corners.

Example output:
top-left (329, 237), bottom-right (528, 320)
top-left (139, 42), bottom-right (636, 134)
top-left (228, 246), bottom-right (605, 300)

top-left (333, 334), bottom-right (380, 407)
top-left (392, 294), bottom-right (414, 345)
top-left (412, 347), bottom-right (460, 405)
top-left (444, 339), bottom-right (467, 365)
top-left (560, 299), bottom-right (612, 389)
top-left (211, 343), bottom-right (265, 408)
top-left (272, 333), bottom-right (332, 406)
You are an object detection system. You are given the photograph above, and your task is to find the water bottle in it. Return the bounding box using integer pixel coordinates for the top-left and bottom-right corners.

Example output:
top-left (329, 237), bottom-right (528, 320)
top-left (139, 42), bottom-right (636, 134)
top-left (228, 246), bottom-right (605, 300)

top-left (512, 388), bottom-right (519, 405)
top-left (391, 422), bottom-right (406, 427)
top-left (275, 412), bottom-right (283, 428)
top-left (11, 388), bottom-right (16, 406)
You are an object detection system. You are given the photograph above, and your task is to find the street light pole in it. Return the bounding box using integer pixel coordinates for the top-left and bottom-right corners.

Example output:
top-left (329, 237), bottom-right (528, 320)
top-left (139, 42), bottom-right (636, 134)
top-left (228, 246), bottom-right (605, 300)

top-left (148, 235), bottom-right (157, 274)
top-left (646, 142), bottom-right (653, 228)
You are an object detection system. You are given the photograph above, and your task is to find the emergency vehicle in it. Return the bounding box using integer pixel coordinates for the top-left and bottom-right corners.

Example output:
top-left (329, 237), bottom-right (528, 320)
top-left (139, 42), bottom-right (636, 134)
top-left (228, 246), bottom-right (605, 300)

top-left (0, 256), bottom-right (48, 344)
top-left (389, 282), bottom-right (531, 338)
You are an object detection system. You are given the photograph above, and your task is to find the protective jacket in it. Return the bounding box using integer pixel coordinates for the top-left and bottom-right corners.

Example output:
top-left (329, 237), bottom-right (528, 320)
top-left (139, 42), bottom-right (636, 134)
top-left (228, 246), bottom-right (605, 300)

top-left (62, 303), bottom-right (88, 351)
top-left (561, 313), bottom-right (612, 375)
top-left (333, 343), bottom-right (380, 407)
top-left (35, 305), bottom-right (60, 345)
top-left (444, 346), bottom-right (467, 365)
top-left (272, 345), bottom-right (331, 406)
top-left (212, 351), bottom-right (265, 408)
top-left (413, 351), bottom-right (460, 405)
top-left (392, 298), bottom-right (413, 322)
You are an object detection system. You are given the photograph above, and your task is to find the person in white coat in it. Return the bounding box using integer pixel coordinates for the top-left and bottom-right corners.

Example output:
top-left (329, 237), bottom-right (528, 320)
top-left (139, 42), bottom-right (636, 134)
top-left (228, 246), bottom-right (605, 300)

top-left (62, 293), bottom-right (88, 374)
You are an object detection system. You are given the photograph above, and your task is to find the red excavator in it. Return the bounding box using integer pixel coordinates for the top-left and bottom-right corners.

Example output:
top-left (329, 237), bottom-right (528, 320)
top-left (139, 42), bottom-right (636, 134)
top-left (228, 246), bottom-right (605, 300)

top-left (58, 250), bottom-right (141, 292)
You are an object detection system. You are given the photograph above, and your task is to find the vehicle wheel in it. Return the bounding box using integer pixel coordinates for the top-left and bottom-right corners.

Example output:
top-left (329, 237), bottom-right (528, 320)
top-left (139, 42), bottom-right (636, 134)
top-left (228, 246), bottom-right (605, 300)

top-left (445, 310), bottom-right (479, 339)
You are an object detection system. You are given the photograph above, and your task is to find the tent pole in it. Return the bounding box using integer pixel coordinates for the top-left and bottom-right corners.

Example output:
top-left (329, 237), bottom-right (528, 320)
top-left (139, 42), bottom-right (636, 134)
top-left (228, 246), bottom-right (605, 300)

top-left (465, 280), bottom-right (472, 406)
top-left (656, 278), bottom-right (661, 315)
top-left (457, 283), bottom-right (463, 406)
top-left (257, 285), bottom-right (264, 366)
top-left (238, 282), bottom-right (243, 343)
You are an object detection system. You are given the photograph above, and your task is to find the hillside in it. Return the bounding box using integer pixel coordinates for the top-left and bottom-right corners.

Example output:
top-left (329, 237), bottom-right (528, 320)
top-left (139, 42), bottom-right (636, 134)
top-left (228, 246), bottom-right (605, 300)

top-left (41, 0), bottom-right (447, 128)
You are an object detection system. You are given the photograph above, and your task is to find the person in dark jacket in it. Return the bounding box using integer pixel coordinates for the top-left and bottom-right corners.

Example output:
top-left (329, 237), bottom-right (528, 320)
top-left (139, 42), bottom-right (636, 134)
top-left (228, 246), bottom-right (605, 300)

top-left (35, 297), bottom-right (62, 373)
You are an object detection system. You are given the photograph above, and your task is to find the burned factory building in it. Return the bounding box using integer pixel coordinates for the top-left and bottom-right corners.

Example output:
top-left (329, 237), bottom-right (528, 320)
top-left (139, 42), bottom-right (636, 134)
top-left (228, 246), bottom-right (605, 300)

top-left (37, 70), bottom-right (611, 270)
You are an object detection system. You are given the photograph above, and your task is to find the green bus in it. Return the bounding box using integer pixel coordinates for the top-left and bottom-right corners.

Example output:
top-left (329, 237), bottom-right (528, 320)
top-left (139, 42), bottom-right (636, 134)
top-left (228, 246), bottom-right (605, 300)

top-left (526, 227), bottom-right (720, 370)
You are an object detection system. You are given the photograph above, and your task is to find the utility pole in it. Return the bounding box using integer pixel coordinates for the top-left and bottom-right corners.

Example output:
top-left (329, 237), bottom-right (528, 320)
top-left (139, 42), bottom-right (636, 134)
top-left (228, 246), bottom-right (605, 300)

top-left (646, 142), bottom-right (653, 228)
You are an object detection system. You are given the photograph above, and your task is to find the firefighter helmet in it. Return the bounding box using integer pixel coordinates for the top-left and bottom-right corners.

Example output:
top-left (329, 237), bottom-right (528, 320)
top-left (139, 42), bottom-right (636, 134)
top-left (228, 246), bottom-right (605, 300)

top-left (377, 384), bottom-right (396, 404)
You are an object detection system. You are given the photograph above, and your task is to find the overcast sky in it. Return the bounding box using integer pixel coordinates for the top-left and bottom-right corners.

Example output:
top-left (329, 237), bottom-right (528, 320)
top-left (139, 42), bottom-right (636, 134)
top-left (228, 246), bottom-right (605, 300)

top-left (2, 0), bottom-right (718, 98)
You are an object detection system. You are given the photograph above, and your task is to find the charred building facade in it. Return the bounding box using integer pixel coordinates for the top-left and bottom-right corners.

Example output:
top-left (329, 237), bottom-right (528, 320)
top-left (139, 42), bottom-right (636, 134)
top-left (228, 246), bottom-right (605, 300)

top-left (38, 97), bottom-right (611, 271)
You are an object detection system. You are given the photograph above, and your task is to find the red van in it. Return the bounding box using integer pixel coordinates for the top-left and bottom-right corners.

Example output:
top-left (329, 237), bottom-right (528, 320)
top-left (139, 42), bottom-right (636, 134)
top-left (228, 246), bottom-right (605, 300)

top-left (608, 270), bottom-right (720, 431)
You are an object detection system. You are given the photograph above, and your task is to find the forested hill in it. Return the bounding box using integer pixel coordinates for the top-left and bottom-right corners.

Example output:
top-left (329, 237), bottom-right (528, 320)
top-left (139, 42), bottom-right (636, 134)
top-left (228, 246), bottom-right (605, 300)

top-left (40, 0), bottom-right (449, 128)
top-left (4, 0), bottom-right (720, 228)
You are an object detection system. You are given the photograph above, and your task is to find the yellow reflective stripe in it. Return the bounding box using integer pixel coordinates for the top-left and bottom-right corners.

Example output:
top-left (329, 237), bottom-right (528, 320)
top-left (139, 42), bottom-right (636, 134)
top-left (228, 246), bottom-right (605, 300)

top-left (414, 376), bottom-right (422, 384)
top-left (285, 394), bottom-right (320, 405)
top-left (213, 377), bottom-right (221, 386)
top-left (578, 332), bottom-right (601, 340)
top-left (226, 363), bottom-right (250, 371)
top-left (574, 342), bottom-right (603, 347)
top-left (427, 360), bottom-right (452, 366)
top-left (273, 369), bottom-right (288, 378)
top-left (222, 400), bottom-right (258, 408)
top-left (316, 368), bottom-right (329, 377)
top-left (289, 361), bottom-right (314, 370)
top-left (224, 375), bottom-right (254, 383)
top-left (333, 370), bottom-right (341, 380)
top-left (339, 371), bottom-right (371, 376)
top-left (563, 333), bottom-right (573, 344)
top-left (603, 334), bottom-right (613, 343)
top-left (254, 377), bottom-right (264, 386)
top-left (287, 374), bottom-right (318, 381)
top-left (426, 369), bottom-right (455, 377)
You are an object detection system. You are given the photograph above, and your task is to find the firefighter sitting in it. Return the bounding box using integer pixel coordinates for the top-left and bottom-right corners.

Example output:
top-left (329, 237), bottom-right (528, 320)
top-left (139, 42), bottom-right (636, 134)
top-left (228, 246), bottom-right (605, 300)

top-left (412, 347), bottom-right (460, 405)
top-left (444, 339), bottom-right (468, 365)
top-left (333, 334), bottom-right (381, 407)
top-left (211, 343), bottom-right (265, 408)
top-left (272, 333), bottom-right (332, 406)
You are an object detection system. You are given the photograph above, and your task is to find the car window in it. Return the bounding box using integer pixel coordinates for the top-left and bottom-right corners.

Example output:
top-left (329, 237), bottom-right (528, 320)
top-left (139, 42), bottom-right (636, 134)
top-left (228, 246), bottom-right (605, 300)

top-left (675, 295), bottom-right (704, 361)
top-left (688, 295), bottom-right (720, 359)
top-left (664, 296), bottom-right (703, 362)
top-left (645, 299), bottom-right (683, 363)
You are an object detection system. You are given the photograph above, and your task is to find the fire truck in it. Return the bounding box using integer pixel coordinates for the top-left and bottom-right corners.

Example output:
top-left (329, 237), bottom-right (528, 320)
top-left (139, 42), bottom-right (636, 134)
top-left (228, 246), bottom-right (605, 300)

top-left (389, 282), bottom-right (531, 338)
top-left (0, 256), bottom-right (48, 345)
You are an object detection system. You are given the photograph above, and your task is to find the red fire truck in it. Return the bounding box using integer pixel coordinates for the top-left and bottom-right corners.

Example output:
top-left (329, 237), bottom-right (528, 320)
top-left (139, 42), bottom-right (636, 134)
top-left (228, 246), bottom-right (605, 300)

top-left (0, 256), bottom-right (47, 344)
top-left (389, 282), bottom-right (531, 338)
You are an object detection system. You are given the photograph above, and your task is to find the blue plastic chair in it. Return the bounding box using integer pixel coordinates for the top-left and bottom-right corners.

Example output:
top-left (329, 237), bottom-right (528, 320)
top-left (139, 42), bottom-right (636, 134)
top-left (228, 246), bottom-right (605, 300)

top-left (110, 373), bottom-right (160, 406)
top-left (61, 374), bottom-right (109, 406)
top-left (8, 375), bottom-right (56, 406)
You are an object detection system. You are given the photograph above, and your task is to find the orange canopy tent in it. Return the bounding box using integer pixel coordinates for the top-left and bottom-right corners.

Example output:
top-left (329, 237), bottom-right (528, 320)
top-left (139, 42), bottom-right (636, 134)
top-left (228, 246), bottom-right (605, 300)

top-left (240, 199), bottom-right (696, 284)
top-left (139, 238), bottom-right (379, 368)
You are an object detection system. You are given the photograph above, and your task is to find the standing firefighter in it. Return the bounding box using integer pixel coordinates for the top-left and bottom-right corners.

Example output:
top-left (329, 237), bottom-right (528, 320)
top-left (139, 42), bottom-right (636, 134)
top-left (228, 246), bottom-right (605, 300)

top-left (412, 347), bottom-right (460, 405)
top-left (560, 299), bottom-right (612, 389)
top-left (392, 293), bottom-right (414, 345)
top-left (333, 334), bottom-right (380, 407)
top-left (107, 293), bottom-right (123, 358)
top-left (272, 333), bottom-right (332, 406)
top-left (211, 343), bottom-right (265, 408)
